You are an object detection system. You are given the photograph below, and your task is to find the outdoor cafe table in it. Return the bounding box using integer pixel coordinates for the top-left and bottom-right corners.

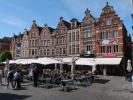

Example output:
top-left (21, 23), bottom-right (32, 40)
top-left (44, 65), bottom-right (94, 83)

top-left (61, 79), bottom-right (74, 87)
top-left (39, 78), bottom-right (51, 84)
top-left (61, 79), bottom-right (74, 91)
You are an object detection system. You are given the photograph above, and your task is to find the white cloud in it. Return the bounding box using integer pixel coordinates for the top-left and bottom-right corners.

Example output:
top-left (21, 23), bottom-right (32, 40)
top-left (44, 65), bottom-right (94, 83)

top-left (1, 18), bottom-right (26, 27)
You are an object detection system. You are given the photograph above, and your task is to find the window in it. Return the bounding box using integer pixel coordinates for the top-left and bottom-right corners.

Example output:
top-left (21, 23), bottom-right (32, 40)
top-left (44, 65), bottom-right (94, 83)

top-left (105, 17), bottom-right (111, 25)
top-left (72, 45), bottom-right (75, 54)
top-left (114, 30), bottom-right (118, 38)
top-left (101, 32), bottom-right (105, 40)
top-left (69, 34), bottom-right (71, 42)
top-left (76, 32), bottom-right (79, 41)
top-left (52, 49), bottom-right (54, 55)
top-left (44, 40), bottom-right (48, 46)
top-left (101, 46), bottom-right (105, 53)
top-left (47, 40), bottom-right (50, 46)
top-left (60, 48), bottom-right (62, 54)
top-left (105, 31), bottom-right (110, 39)
top-left (40, 50), bottom-right (42, 56)
top-left (62, 38), bottom-right (65, 44)
top-left (69, 45), bottom-right (71, 54)
top-left (44, 32), bottom-right (48, 36)
top-left (76, 45), bottom-right (79, 54)
top-left (29, 40), bottom-right (31, 46)
top-left (44, 50), bottom-right (47, 55)
top-left (35, 40), bottom-right (38, 46)
top-left (84, 30), bottom-right (91, 38)
top-left (31, 40), bottom-right (34, 46)
top-left (86, 45), bottom-right (92, 52)
top-left (56, 48), bottom-right (59, 54)
top-left (29, 49), bottom-right (31, 55)
top-left (57, 39), bottom-right (60, 45)
top-left (63, 48), bottom-right (66, 54)
top-left (47, 49), bottom-right (50, 56)
top-left (72, 33), bottom-right (75, 41)
top-left (107, 46), bottom-right (111, 53)
top-left (86, 30), bottom-right (91, 38)
top-left (40, 40), bottom-right (43, 46)
top-left (114, 45), bottom-right (119, 52)
top-left (56, 39), bottom-right (58, 45)
top-left (35, 49), bottom-right (37, 55)
top-left (52, 39), bottom-right (54, 45)
top-left (32, 49), bottom-right (34, 55)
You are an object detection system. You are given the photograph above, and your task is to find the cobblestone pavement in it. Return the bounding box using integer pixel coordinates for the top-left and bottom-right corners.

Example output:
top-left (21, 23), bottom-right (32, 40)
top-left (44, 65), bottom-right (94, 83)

top-left (0, 76), bottom-right (133, 100)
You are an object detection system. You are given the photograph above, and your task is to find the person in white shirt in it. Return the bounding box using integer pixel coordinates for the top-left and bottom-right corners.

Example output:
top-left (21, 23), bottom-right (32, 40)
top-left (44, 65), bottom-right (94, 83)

top-left (14, 70), bottom-right (22, 89)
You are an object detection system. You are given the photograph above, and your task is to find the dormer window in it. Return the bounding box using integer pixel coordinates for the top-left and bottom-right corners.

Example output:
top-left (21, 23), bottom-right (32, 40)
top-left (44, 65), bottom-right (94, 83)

top-left (31, 32), bottom-right (36, 37)
top-left (105, 17), bottom-right (111, 25)
top-left (71, 21), bottom-right (77, 28)
top-left (71, 18), bottom-right (77, 29)
top-left (44, 32), bottom-right (48, 36)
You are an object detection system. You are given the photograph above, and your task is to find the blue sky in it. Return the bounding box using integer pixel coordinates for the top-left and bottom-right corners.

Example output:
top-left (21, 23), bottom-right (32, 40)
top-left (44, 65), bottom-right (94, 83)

top-left (0, 0), bottom-right (132, 38)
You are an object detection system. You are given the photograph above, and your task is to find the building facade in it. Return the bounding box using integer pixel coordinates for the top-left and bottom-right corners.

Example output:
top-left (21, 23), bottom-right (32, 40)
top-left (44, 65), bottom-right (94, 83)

top-left (10, 34), bottom-right (23, 59)
top-left (96, 3), bottom-right (126, 57)
top-left (10, 3), bottom-right (132, 70)
top-left (81, 9), bottom-right (96, 56)
top-left (21, 29), bottom-right (29, 59)
top-left (67, 18), bottom-right (81, 57)
top-left (0, 37), bottom-right (11, 53)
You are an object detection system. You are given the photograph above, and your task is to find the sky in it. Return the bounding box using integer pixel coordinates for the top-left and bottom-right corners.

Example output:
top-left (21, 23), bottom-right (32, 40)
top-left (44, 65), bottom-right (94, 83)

top-left (0, 0), bottom-right (132, 38)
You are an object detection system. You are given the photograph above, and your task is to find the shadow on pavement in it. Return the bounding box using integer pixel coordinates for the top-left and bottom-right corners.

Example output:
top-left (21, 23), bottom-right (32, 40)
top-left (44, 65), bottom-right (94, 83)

top-left (0, 93), bottom-right (31, 100)
top-left (94, 79), bottom-right (110, 84)
top-left (113, 89), bottom-right (132, 93)
top-left (13, 87), bottom-right (28, 90)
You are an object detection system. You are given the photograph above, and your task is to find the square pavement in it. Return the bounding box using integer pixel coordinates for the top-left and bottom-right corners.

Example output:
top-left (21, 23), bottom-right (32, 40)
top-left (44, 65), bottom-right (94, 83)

top-left (0, 76), bottom-right (133, 100)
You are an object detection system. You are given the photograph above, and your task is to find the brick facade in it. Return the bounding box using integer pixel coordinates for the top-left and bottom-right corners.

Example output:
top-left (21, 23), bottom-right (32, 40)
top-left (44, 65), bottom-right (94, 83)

top-left (10, 34), bottom-right (22, 59)
top-left (0, 37), bottom-right (11, 53)
top-left (95, 3), bottom-right (125, 57)
top-left (10, 3), bottom-right (132, 60)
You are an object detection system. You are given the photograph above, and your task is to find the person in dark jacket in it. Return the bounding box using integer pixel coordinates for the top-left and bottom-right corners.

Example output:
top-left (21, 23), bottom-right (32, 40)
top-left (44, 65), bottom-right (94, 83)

top-left (33, 66), bottom-right (39, 87)
top-left (7, 68), bottom-right (14, 89)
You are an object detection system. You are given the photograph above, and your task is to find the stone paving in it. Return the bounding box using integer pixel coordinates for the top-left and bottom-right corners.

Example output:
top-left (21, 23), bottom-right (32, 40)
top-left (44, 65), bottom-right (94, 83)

top-left (0, 76), bottom-right (133, 100)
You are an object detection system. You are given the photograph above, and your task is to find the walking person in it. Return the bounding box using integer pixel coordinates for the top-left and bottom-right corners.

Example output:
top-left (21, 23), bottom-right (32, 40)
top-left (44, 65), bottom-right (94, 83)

top-left (33, 66), bottom-right (39, 87)
top-left (6, 68), bottom-right (14, 89)
top-left (0, 69), bottom-right (3, 85)
top-left (4, 66), bottom-right (9, 83)
top-left (29, 67), bottom-right (33, 81)
top-left (14, 70), bottom-right (22, 89)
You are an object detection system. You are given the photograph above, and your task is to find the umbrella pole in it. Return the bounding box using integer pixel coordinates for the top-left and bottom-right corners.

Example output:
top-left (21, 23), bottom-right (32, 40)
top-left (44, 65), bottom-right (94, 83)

top-left (60, 60), bottom-right (63, 74)
top-left (55, 63), bottom-right (57, 71)
top-left (71, 56), bottom-right (75, 80)
top-left (103, 65), bottom-right (107, 76)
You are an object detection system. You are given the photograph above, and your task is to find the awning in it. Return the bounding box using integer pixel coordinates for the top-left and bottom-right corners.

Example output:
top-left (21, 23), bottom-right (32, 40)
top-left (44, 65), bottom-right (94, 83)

top-left (95, 58), bottom-right (122, 65)
top-left (75, 58), bottom-right (96, 66)
top-left (2, 58), bottom-right (62, 65)
top-left (2, 60), bottom-right (17, 64)
top-left (15, 59), bottom-right (37, 64)
top-left (36, 57), bottom-right (62, 65)
top-left (55, 57), bottom-right (79, 64)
